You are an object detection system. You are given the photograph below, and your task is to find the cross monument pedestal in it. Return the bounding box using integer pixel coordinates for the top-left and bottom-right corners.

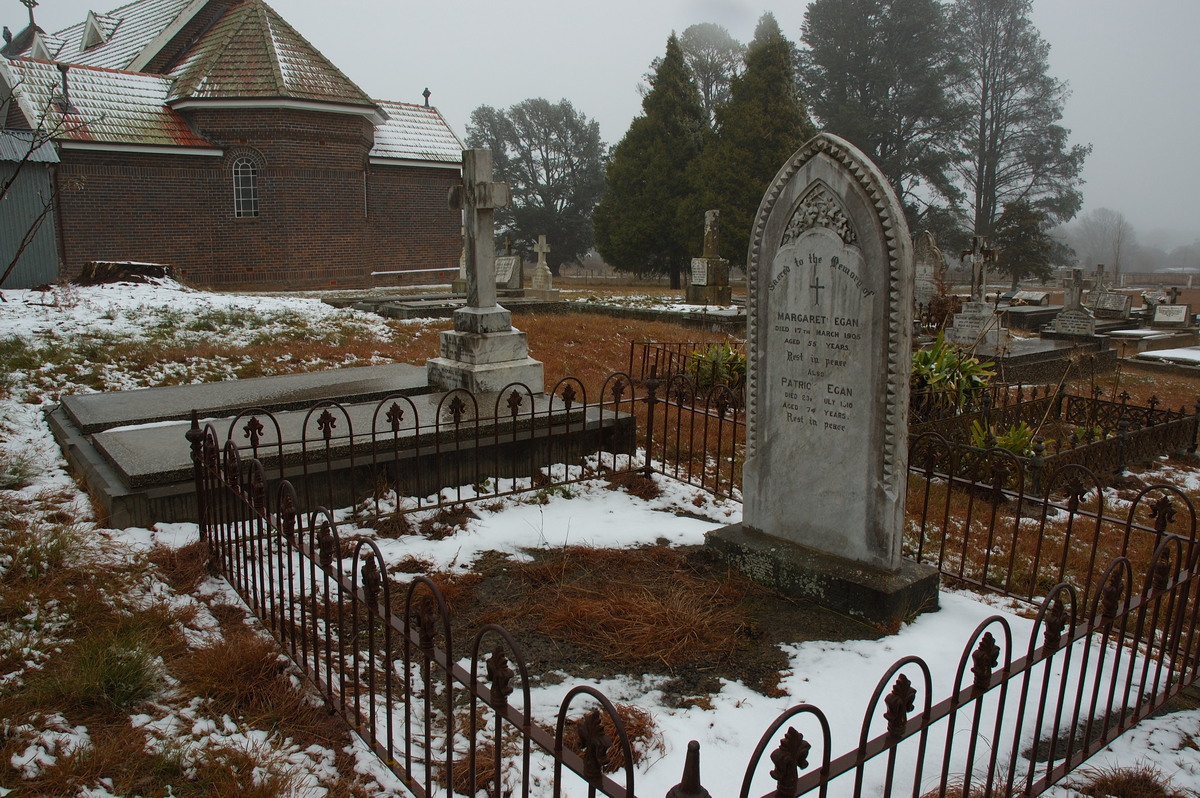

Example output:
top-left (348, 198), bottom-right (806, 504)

top-left (427, 149), bottom-right (544, 394)
top-left (527, 234), bottom-right (559, 301)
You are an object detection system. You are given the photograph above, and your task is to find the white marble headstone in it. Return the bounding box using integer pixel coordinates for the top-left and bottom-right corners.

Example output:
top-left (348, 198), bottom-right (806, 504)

top-left (741, 133), bottom-right (913, 571)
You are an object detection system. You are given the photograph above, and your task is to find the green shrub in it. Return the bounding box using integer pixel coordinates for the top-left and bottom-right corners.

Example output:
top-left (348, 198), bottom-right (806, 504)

top-left (911, 332), bottom-right (994, 414)
top-left (969, 420), bottom-right (1036, 457)
top-left (686, 342), bottom-right (745, 389)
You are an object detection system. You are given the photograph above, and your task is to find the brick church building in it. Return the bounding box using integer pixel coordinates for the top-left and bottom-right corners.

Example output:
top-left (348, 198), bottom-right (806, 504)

top-left (1, 0), bottom-right (463, 289)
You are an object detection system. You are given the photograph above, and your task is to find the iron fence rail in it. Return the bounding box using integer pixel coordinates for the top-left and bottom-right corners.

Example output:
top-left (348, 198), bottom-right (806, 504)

top-left (194, 419), bottom-right (1200, 798)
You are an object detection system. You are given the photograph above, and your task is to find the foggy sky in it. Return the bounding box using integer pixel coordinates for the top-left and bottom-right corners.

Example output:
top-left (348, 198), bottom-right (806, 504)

top-left (17, 0), bottom-right (1200, 245)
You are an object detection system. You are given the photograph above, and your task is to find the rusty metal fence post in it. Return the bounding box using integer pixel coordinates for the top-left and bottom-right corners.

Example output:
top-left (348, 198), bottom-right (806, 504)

top-left (643, 365), bottom-right (659, 479)
top-left (185, 409), bottom-right (207, 539)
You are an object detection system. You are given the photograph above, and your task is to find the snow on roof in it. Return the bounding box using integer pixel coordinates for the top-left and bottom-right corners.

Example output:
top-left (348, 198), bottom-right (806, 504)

top-left (2, 58), bottom-right (211, 148)
top-left (168, 0), bottom-right (374, 107)
top-left (370, 101), bottom-right (463, 164)
top-left (50, 0), bottom-right (196, 70)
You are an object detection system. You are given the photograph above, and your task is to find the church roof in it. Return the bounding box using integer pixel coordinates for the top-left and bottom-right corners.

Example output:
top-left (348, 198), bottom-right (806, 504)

top-left (1, 58), bottom-right (212, 149)
top-left (44, 0), bottom-right (200, 71)
top-left (371, 101), bottom-right (463, 164)
top-left (167, 0), bottom-right (373, 107)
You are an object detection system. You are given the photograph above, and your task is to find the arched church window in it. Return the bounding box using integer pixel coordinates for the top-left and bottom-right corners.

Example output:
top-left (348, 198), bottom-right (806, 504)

top-left (232, 157), bottom-right (259, 218)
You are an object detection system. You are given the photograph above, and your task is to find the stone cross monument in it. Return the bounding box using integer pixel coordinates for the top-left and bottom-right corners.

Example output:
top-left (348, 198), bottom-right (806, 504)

top-left (961, 236), bottom-right (998, 303)
top-left (528, 234), bottom-right (559, 300)
top-left (912, 230), bottom-right (943, 310)
top-left (1053, 267), bottom-right (1096, 336)
top-left (947, 236), bottom-right (1006, 349)
top-left (427, 149), bottom-right (544, 394)
top-left (685, 210), bottom-right (732, 306)
top-left (707, 133), bottom-right (937, 625)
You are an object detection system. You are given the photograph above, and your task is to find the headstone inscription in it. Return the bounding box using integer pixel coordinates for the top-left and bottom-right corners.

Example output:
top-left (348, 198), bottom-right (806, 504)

top-left (707, 133), bottom-right (937, 625)
top-left (427, 149), bottom-right (544, 394)
top-left (494, 255), bottom-right (522, 290)
top-left (528, 234), bottom-right (559, 300)
top-left (685, 210), bottom-right (732, 305)
top-left (912, 230), bottom-right (942, 309)
top-left (1152, 304), bottom-right (1192, 328)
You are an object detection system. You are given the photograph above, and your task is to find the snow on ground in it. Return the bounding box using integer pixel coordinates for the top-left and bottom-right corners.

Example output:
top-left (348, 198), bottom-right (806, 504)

top-left (2, 280), bottom-right (1199, 795)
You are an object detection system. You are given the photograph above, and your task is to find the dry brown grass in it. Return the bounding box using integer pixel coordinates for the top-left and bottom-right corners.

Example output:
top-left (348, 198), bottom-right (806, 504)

top-left (149, 539), bottom-right (212, 593)
top-left (514, 547), bottom-right (750, 666)
top-left (561, 702), bottom-right (666, 774)
top-left (1068, 763), bottom-right (1192, 797)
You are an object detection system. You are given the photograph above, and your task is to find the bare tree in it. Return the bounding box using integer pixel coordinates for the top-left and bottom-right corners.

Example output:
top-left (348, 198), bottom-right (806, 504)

top-left (1076, 207), bottom-right (1135, 277)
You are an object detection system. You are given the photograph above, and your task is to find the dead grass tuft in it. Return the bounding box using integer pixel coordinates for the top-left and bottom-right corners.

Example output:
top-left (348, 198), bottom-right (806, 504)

top-left (1069, 763), bottom-right (1191, 797)
top-left (605, 471), bottom-right (663, 501)
top-left (372, 512), bottom-right (414, 538)
top-left (516, 547), bottom-right (749, 666)
top-left (570, 703), bottom-right (665, 773)
top-left (149, 540), bottom-right (211, 593)
top-left (419, 505), bottom-right (479, 540)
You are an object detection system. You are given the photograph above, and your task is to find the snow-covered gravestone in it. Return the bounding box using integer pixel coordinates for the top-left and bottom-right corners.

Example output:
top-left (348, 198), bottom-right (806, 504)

top-left (708, 133), bottom-right (938, 625)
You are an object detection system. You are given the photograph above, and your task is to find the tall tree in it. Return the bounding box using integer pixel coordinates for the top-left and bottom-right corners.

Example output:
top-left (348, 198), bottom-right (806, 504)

top-left (799, 0), bottom-right (966, 227)
top-left (950, 0), bottom-right (1090, 238)
top-left (991, 199), bottom-right (1062, 288)
top-left (1075, 207), bottom-right (1135, 277)
top-left (679, 23), bottom-right (745, 129)
top-left (593, 34), bottom-right (706, 287)
top-left (465, 99), bottom-right (606, 275)
top-left (692, 13), bottom-right (816, 266)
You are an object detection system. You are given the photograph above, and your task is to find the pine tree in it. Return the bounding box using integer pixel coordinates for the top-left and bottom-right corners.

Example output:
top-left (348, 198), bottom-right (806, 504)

top-left (692, 13), bottom-right (816, 267)
top-left (799, 0), bottom-right (966, 228)
top-left (593, 34), bottom-right (706, 287)
top-left (991, 200), bottom-right (1059, 287)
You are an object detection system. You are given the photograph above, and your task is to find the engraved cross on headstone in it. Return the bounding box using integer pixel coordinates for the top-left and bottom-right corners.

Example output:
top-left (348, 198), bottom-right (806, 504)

top-left (960, 236), bottom-right (998, 303)
top-left (448, 149), bottom-right (510, 310)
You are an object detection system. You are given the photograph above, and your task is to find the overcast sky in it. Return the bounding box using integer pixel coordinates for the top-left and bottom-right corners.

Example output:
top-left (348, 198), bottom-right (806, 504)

top-left (20, 0), bottom-right (1200, 247)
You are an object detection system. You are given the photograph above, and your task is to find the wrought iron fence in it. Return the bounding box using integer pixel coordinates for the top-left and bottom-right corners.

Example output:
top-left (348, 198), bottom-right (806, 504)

top-left (193, 420), bottom-right (1200, 797)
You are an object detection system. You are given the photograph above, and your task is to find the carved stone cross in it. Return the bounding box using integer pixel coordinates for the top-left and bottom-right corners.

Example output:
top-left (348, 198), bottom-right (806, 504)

top-left (960, 236), bottom-right (998, 303)
top-left (448, 149), bottom-right (510, 311)
top-left (534, 234), bottom-right (550, 266)
top-left (703, 210), bottom-right (720, 259)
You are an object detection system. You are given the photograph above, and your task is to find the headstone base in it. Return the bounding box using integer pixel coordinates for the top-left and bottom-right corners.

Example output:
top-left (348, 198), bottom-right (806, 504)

top-left (685, 284), bottom-right (732, 306)
top-left (706, 524), bottom-right (939, 628)
top-left (426, 356), bottom-right (544, 395)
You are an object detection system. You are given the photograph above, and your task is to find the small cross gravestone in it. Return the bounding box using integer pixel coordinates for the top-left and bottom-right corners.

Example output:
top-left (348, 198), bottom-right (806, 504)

top-left (427, 149), bottom-right (544, 394)
top-left (947, 236), bottom-right (1006, 349)
top-left (685, 210), bottom-right (732, 306)
top-left (1053, 268), bottom-right (1097, 336)
top-left (707, 133), bottom-right (938, 626)
top-left (528, 234), bottom-right (559, 300)
top-left (912, 230), bottom-right (942, 310)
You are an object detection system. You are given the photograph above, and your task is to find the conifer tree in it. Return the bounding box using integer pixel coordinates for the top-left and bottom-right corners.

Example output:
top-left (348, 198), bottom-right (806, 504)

top-left (692, 13), bottom-right (816, 267)
top-left (593, 34), bottom-right (706, 287)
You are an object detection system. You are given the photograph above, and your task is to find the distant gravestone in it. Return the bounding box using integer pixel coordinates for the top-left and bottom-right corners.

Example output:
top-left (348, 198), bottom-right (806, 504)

top-left (947, 236), bottom-right (1006, 348)
top-left (1012, 290), bottom-right (1050, 306)
top-left (912, 230), bottom-right (942, 309)
top-left (685, 210), bottom-right (732, 306)
top-left (528, 234), bottom-right (559, 300)
top-left (495, 255), bottom-right (522, 290)
top-left (707, 133), bottom-right (937, 625)
top-left (1152, 304), bottom-right (1192, 328)
top-left (1053, 268), bottom-right (1096, 336)
top-left (1092, 292), bottom-right (1132, 320)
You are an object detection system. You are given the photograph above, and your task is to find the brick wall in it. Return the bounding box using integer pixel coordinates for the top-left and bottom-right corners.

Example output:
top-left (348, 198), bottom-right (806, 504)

top-left (55, 106), bottom-right (461, 290)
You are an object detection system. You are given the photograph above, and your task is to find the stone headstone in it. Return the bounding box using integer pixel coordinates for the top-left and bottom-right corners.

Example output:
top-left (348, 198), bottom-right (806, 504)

top-left (707, 133), bottom-right (937, 626)
top-left (528, 234), bottom-right (559, 300)
top-left (427, 149), bottom-right (543, 394)
top-left (495, 255), bottom-right (522, 290)
top-left (912, 230), bottom-right (942, 309)
top-left (685, 210), bottom-right (732, 306)
top-left (1152, 304), bottom-right (1192, 328)
top-left (960, 236), bottom-right (998, 304)
top-left (1012, 290), bottom-right (1050, 306)
top-left (1092, 292), bottom-right (1132, 320)
top-left (948, 301), bottom-right (1007, 347)
top-left (1053, 269), bottom-right (1096, 336)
